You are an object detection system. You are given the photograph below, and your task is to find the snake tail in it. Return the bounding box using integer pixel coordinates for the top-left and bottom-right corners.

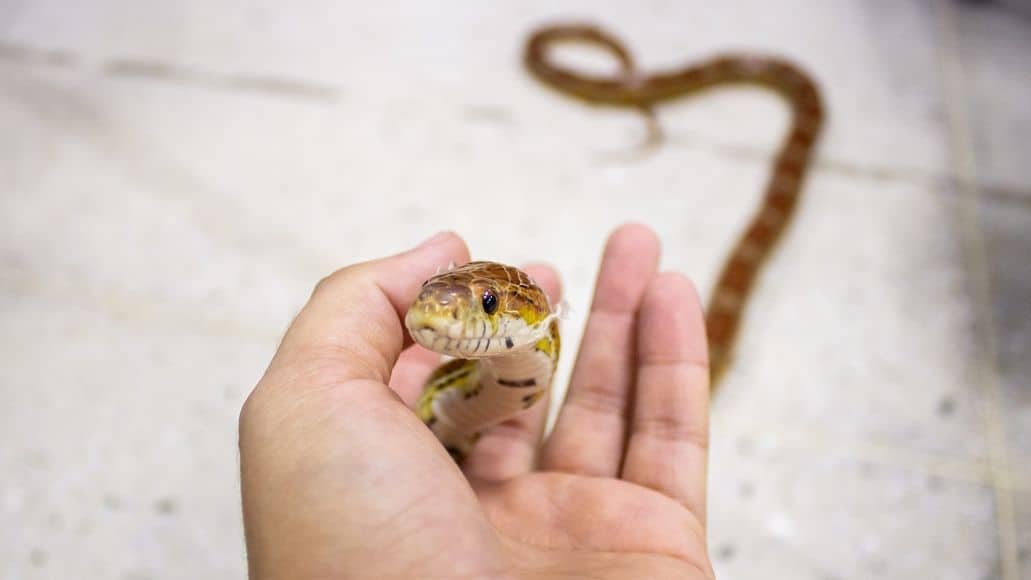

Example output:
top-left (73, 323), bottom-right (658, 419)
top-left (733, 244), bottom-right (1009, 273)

top-left (524, 23), bottom-right (825, 384)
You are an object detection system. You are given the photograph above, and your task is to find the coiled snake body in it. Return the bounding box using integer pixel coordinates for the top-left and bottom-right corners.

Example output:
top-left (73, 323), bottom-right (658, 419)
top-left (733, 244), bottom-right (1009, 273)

top-left (406, 24), bottom-right (823, 460)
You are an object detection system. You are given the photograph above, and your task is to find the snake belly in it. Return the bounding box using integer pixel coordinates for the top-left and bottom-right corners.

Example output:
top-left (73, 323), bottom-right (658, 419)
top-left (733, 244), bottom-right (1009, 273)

top-left (405, 261), bottom-right (560, 461)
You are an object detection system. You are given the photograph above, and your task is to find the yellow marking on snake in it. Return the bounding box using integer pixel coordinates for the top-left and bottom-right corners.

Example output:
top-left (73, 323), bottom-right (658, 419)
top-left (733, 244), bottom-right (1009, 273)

top-left (406, 261), bottom-right (559, 461)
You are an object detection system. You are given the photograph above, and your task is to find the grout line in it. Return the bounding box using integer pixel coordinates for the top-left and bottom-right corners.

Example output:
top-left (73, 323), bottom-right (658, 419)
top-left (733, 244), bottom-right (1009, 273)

top-left (0, 40), bottom-right (77, 67)
top-left (0, 40), bottom-right (342, 103)
top-left (3, 38), bottom-right (1031, 204)
top-left (935, 2), bottom-right (1021, 579)
top-left (104, 58), bottom-right (342, 101)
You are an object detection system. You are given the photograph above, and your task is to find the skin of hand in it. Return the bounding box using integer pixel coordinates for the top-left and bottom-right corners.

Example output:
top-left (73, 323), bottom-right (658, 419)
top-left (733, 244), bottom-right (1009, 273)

top-left (239, 223), bottom-right (714, 580)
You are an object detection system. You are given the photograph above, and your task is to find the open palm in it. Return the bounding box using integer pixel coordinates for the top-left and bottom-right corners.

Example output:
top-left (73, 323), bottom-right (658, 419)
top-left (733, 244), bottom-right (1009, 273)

top-left (240, 225), bottom-right (713, 579)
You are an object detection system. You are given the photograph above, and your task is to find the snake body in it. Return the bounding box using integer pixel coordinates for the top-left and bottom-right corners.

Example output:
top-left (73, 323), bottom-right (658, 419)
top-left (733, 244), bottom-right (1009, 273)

top-left (405, 24), bottom-right (824, 459)
top-left (525, 24), bottom-right (824, 383)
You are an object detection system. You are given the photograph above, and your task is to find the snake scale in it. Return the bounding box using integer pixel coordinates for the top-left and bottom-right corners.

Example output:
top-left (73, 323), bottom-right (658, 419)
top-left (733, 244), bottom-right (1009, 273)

top-left (406, 24), bottom-right (824, 461)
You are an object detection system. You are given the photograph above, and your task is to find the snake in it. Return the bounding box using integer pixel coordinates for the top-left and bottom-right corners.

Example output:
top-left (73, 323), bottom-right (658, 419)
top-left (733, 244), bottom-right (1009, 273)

top-left (405, 23), bottom-right (824, 460)
top-left (406, 261), bottom-right (560, 461)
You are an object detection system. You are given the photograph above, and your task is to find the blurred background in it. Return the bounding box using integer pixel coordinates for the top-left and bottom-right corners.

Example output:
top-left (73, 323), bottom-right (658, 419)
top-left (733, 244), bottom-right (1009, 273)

top-left (1, 1), bottom-right (1029, 578)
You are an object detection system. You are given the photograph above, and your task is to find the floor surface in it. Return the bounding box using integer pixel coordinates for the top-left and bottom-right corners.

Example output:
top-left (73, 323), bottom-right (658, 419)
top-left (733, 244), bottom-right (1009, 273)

top-left (1, 1), bottom-right (1029, 578)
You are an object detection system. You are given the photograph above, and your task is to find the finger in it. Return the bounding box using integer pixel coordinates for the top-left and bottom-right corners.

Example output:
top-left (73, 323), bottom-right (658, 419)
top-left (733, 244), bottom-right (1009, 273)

top-left (463, 263), bottom-right (562, 482)
top-left (388, 344), bottom-right (441, 406)
top-left (620, 273), bottom-right (710, 522)
top-left (541, 223), bottom-right (661, 476)
top-left (264, 231), bottom-right (470, 395)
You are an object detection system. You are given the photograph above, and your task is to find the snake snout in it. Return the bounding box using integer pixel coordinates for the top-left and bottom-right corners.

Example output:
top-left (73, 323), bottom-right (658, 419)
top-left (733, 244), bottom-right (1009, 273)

top-left (405, 283), bottom-right (474, 347)
top-left (405, 304), bottom-right (446, 332)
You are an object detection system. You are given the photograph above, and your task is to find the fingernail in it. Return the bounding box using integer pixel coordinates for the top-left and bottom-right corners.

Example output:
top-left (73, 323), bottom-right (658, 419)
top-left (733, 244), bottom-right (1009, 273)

top-left (417, 231), bottom-right (452, 249)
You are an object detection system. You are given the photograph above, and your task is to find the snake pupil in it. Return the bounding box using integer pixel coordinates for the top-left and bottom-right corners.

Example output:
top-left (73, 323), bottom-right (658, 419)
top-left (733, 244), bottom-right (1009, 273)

top-left (481, 289), bottom-right (498, 314)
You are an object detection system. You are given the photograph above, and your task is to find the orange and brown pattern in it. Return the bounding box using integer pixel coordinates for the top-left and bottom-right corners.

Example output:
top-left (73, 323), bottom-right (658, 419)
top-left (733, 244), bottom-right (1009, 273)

top-left (444, 261), bottom-right (551, 324)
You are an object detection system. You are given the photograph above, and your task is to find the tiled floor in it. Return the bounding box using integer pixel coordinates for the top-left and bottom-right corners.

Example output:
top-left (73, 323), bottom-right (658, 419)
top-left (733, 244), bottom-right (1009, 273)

top-left (1, 1), bottom-right (1029, 578)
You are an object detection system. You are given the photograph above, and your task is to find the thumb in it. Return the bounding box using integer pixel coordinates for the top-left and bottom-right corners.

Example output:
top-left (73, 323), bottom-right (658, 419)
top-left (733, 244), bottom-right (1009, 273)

top-left (267, 231), bottom-right (470, 392)
top-left (240, 232), bottom-right (506, 578)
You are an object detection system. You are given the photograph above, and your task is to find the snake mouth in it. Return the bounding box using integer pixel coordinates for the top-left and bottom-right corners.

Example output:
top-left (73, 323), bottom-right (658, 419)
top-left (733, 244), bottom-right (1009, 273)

top-left (405, 308), bottom-right (475, 354)
top-left (407, 323), bottom-right (496, 359)
top-left (409, 326), bottom-right (459, 355)
top-left (406, 309), bottom-right (544, 359)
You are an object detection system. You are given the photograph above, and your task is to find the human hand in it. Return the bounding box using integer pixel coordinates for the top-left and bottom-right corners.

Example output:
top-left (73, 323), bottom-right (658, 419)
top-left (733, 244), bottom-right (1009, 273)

top-left (239, 224), bottom-right (714, 579)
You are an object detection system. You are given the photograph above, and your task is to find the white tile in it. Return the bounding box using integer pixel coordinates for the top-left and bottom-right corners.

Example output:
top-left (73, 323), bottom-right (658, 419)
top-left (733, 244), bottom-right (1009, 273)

top-left (709, 429), bottom-right (998, 580)
top-left (0, 291), bottom-right (265, 579)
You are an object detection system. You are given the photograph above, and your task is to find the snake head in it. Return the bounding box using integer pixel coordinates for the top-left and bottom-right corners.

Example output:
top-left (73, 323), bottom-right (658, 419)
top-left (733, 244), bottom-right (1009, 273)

top-left (405, 261), bottom-right (554, 358)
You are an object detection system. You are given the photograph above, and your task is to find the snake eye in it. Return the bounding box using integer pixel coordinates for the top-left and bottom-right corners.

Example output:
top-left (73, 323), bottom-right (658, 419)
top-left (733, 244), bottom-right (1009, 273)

top-left (481, 289), bottom-right (498, 315)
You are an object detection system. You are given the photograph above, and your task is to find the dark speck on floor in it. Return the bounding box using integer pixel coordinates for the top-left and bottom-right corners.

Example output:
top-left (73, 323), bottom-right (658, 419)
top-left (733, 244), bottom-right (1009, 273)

top-left (104, 494), bottom-right (122, 510)
top-left (30, 548), bottom-right (47, 567)
top-left (926, 475), bottom-right (944, 492)
top-left (154, 497), bottom-right (178, 515)
top-left (736, 436), bottom-right (756, 456)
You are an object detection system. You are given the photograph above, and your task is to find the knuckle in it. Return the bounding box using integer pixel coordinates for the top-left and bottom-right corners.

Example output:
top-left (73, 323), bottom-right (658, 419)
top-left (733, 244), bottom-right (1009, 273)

top-left (238, 385), bottom-right (271, 443)
top-left (310, 263), bottom-right (365, 298)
